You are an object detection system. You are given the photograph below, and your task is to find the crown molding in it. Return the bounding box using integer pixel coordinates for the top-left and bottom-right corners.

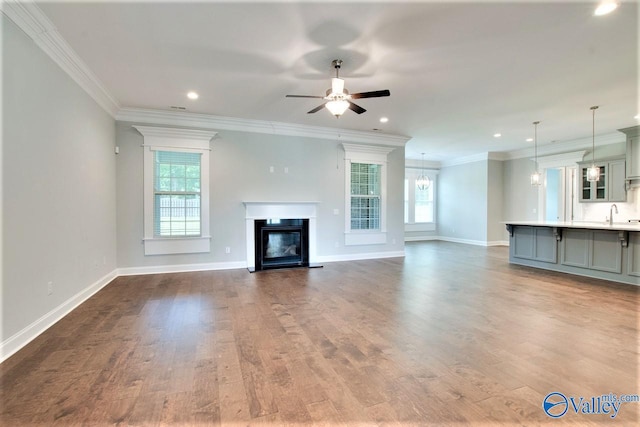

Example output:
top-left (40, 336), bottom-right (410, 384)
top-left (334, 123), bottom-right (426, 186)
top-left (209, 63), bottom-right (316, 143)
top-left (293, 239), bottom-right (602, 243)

top-left (618, 125), bottom-right (640, 137)
top-left (132, 125), bottom-right (218, 142)
top-left (440, 131), bottom-right (624, 166)
top-left (341, 143), bottom-right (397, 156)
top-left (2, 1), bottom-right (120, 116)
top-left (533, 150), bottom-right (586, 169)
top-left (117, 108), bottom-right (411, 147)
top-left (488, 152), bottom-right (510, 161)
top-left (405, 158), bottom-right (441, 169)
top-left (503, 131), bottom-right (623, 160)
top-left (440, 151), bottom-right (508, 167)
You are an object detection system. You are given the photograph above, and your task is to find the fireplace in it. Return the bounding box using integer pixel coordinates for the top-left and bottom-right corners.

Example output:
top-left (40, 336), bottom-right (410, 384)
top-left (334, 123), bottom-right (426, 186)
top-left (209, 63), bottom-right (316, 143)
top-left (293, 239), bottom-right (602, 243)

top-left (243, 202), bottom-right (320, 272)
top-left (254, 219), bottom-right (309, 271)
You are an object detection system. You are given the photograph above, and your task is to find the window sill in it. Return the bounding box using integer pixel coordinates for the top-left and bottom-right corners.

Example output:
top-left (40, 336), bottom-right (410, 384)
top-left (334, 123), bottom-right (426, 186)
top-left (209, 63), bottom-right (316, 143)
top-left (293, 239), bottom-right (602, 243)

top-left (144, 236), bottom-right (211, 256)
top-left (345, 232), bottom-right (387, 246)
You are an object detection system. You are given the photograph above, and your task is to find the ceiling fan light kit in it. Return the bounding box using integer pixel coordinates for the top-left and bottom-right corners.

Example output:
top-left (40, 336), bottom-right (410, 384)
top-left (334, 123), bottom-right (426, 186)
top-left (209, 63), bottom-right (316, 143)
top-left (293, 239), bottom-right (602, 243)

top-left (286, 59), bottom-right (390, 118)
top-left (326, 100), bottom-right (350, 117)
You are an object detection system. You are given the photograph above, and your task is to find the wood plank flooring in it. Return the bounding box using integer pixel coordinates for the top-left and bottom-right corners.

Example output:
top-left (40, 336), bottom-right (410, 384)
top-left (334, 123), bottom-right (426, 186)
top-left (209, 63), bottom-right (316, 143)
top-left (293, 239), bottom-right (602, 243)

top-left (1, 241), bottom-right (638, 426)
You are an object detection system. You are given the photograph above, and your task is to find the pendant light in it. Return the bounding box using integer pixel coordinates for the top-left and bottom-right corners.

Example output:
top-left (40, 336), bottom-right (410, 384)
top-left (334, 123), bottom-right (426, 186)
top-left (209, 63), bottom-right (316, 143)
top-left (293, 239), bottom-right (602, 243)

top-left (586, 106), bottom-right (600, 182)
top-left (530, 121), bottom-right (542, 186)
top-left (416, 153), bottom-right (431, 190)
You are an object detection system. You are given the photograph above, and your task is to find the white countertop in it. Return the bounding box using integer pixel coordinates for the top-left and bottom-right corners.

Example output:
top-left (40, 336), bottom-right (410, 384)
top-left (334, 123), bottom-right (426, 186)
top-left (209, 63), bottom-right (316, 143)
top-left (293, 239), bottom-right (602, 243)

top-left (504, 220), bottom-right (640, 232)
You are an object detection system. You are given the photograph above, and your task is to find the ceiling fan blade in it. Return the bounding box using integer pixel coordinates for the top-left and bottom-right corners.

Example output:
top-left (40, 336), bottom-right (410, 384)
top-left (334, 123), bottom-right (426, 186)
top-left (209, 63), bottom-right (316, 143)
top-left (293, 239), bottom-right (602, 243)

top-left (307, 103), bottom-right (327, 114)
top-left (348, 101), bottom-right (366, 114)
top-left (350, 90), bottom-right (391, 99)
top-left (286, 94), bottom-right (324, 98)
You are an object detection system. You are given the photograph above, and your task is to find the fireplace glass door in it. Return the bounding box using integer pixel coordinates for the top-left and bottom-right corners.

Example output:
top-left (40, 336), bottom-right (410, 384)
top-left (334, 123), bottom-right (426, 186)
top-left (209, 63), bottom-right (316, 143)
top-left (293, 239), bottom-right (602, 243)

top-left (263, 230), bottom-right (301, 266)
top-left (254, 219), bottom-right (309, 270)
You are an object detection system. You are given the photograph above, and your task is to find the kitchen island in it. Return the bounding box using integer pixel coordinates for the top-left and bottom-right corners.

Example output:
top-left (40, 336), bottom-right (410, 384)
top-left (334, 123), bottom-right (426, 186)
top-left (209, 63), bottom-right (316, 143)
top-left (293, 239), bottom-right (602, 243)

top-left (505, 221), bottom-right (640, 286)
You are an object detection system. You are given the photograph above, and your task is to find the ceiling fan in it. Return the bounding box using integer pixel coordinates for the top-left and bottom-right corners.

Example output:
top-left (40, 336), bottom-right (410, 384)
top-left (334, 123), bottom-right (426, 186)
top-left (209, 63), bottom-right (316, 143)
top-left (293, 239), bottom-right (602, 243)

top-left (286, 59), bottom-right (390, 118)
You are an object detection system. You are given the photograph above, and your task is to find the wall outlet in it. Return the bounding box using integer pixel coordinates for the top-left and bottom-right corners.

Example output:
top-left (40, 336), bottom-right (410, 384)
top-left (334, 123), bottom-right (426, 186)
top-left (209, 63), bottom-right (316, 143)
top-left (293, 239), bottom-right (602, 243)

top-left (269, 166), bottom-right (274, 173)
top-left (225, 246), bottom-right (231, 254)
top-left (333, 208), bottom-right (339, 215)
top-left (47, 281), bottom-right (53, 296)
top-left (284, 167), bottom-right (289, 174)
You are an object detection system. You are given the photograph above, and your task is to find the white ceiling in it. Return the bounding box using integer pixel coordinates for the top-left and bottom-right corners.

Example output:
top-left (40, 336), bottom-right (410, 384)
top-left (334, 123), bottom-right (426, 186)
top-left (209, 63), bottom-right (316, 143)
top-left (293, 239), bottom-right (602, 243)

top-left (35, 0), bottom-right (638, 161)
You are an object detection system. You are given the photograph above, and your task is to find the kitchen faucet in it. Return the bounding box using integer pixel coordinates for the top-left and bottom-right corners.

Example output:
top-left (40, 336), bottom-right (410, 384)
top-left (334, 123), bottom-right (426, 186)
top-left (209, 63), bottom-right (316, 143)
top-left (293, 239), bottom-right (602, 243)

top-left (609, 204), bottom-right (618, 226)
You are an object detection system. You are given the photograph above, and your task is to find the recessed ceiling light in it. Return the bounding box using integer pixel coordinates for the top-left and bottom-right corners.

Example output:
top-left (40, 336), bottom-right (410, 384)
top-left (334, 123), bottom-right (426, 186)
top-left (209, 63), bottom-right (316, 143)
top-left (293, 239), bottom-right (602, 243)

top-left (594, 0), bottom-right (619, 16)
top-left (187, 91), bottom-right (199, 100)
top-left (635, 114), bottom-right (640, 120)
top-left (379, 117), bottom-right (389, 123)
top-left (526, 138), bottom-right (533, 142)
top-left (494, 133), bottom-right (502, 138)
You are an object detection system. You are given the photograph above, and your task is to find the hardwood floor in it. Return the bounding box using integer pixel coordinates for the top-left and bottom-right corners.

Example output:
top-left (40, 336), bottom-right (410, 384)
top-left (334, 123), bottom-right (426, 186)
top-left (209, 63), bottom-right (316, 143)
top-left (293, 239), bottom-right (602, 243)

top-left (1, 241), bottom-right (638, 426)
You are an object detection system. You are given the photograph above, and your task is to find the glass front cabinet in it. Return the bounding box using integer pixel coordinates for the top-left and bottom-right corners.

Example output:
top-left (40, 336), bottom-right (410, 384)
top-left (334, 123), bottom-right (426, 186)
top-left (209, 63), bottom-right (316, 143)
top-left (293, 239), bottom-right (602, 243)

top-left (578, 158), bottom-right (626, 203)
top-left (581, 164), bottom-right (606, 201)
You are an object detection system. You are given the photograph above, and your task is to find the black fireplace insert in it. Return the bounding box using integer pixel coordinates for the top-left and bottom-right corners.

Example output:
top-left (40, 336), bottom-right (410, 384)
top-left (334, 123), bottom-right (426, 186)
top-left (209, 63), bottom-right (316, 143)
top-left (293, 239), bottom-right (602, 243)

top-left (254, 219), bottom-right (309, 271)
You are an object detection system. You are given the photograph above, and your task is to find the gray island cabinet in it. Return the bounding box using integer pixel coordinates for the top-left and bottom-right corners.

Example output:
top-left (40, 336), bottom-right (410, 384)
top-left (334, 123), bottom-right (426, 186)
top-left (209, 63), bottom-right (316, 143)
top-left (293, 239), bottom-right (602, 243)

top-left (505, 221), bottom-right (640, 286)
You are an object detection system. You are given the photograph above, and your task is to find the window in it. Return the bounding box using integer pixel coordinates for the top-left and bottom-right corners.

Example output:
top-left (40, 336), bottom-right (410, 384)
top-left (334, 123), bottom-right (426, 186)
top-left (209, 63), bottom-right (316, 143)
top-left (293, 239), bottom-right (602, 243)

top-left (405, 167), bottom-right (437, 231)
top-left (415, 179), bottom-right (434, 223)
top-left (154, 151), bottom-right (201, 237)
top-left (134, 126), bottom-right (217, 255)
top-left (342, 143), bottom-right (395, 246)
top-left (404, 179), bottom-right (410, 224)
top-left (350, 163), bottom-right (381, 230)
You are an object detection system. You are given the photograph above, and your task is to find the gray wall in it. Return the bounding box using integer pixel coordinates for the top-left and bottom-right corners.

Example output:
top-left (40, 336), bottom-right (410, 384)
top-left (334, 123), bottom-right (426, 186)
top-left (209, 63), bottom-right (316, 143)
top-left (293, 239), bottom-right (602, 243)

top-left (503, 157), bottom-right (540, 223)
top-left (2, 16), bottom-right (117, 341)
top-left (586, 141), bottom-right (626, 161)
top-left (487, 159), bottom-right (506, 242)
top-left (436, 159), bottom-right (507, 244)
top-left (116, 123), bottom-right (405, 269)
top-left (437, 160), bottom-right (489, 243)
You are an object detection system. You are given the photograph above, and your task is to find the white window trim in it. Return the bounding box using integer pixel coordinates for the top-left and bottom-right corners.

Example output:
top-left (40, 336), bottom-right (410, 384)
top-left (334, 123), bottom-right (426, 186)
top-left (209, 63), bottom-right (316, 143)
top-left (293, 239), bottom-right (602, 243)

top-left (342, 143), bottom-right (395, 246)
top-left (405, 167), bottom-right (439, 232)
top-left (134, 126), bottom-right (217, 256)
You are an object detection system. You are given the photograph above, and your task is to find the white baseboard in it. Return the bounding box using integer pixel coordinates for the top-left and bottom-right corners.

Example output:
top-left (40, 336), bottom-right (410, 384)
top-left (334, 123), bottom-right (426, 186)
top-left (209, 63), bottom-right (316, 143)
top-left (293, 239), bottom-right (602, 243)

top-left (436, 236), bottom-right (509, 247)
top-left (405, 236), bottom-right (508, 246)
top-left (116, 253), bottom-right (408, 274)
top-left (117, 261), bottom-right (247, 276)
top-left (404, 236), bottom-right (439, 242)
top-left (316, 250), bottom-right (405, 263)
top-left (0, 269), bottom-right (118, 363)
top-left (436, 236), bottom-right (488, 246)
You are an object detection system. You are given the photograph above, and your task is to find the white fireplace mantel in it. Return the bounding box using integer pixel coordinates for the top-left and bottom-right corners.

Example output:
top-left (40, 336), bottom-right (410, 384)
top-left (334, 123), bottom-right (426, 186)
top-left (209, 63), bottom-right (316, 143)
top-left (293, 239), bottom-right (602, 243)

top-left (244, 201), bottom-right (319, 270)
